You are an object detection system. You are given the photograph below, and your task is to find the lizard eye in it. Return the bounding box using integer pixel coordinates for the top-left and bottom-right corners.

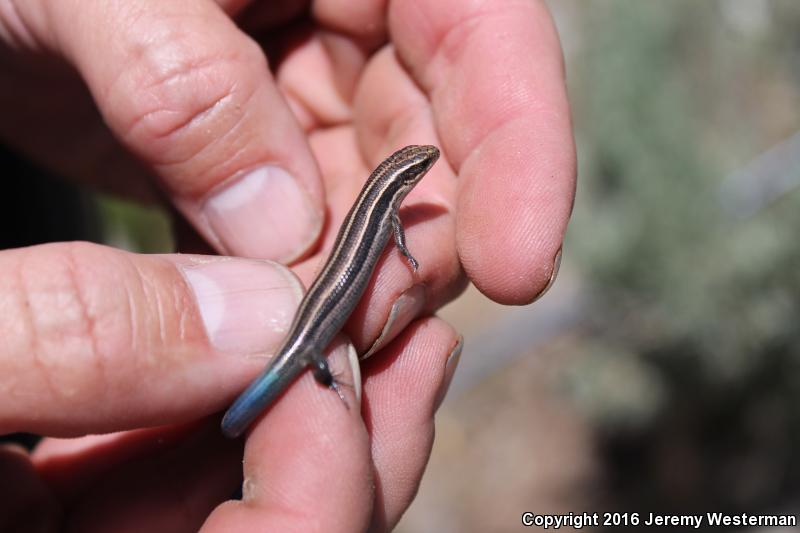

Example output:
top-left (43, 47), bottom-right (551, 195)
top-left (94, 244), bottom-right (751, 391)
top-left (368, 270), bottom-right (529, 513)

top-left (402, 157), bottom-right (435, 184)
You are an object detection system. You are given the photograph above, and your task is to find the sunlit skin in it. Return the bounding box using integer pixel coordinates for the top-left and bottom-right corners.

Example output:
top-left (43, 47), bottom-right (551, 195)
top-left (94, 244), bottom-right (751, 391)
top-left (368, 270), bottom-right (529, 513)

top-left (0, 1), bottom-right (576, 531)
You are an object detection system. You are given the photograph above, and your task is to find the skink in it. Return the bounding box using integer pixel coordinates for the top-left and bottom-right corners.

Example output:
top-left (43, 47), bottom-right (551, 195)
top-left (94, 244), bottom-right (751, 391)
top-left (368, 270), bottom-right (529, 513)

top-left (222, 145), bottom-right (440, 438)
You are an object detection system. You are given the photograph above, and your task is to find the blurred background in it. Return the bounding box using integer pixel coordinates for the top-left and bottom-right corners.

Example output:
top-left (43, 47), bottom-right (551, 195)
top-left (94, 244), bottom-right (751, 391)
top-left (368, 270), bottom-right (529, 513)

top-left (3, 0), bottom-right (799, 531)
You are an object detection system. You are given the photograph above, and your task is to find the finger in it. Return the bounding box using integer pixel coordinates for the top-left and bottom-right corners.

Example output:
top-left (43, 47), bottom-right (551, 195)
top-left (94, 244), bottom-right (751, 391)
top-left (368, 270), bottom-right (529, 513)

top-left (32, 421), bottom-right (241, 532)
top-left (311, 0), bottom-right (387, 41)
top-left (32, 422), bottom-right (210, 502)
top-left (203, 340), bottom-right (371, 533)
top-left (0, 242), bottom-right (304, 436)
top-left (268, 26), bottom-right (367, 132)
top-left (361, 317), bottom-right (461, 530)
top-left (388, 0), bottom-right (576, 304)
top-left (15, 0), bottom-right (325, 262)
top-left (301, 127), bottom-right (466, 355)
top-left (241, 3), bottom-right (388, 132)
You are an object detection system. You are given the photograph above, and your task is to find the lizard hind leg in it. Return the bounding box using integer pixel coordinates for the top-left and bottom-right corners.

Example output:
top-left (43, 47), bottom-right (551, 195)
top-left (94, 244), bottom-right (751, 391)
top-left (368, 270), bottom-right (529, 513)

top-left (311, 357), bottom-right (350, 409)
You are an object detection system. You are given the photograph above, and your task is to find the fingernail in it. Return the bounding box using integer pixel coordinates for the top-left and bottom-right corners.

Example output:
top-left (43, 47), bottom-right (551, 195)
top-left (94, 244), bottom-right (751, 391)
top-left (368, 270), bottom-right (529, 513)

top-left (322, 339), bottom-right (361, 407)
top-left (178, 258), bottom-right (303, 354)
top-left (434, 336), bottom-right (464, 410)
top-left (346, 343), bottom-right (362, 404)
top-left (203, 165), bottom-right (321, 262)
top-left (362, 284), bottom-right (426, 359)
top-left (533, 247), bottom-right (562, 302)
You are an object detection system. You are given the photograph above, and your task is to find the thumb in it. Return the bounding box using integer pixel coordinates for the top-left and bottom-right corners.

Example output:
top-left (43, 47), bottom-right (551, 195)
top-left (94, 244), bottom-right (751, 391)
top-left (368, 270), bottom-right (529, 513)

top-left (0, 242), bottom-right (302, 437)
top-left (13, 0), bottom-right (324, 262)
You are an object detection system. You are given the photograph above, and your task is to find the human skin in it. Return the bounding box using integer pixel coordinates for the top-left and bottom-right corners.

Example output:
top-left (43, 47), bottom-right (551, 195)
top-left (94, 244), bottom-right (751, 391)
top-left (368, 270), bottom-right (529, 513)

top-left (0, 0), bottom-right (576, 531)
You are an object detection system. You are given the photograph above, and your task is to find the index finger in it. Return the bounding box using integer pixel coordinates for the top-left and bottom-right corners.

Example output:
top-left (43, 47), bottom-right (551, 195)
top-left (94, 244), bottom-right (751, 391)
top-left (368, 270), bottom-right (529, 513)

top-left (390, 0), bottom-right (576, 304)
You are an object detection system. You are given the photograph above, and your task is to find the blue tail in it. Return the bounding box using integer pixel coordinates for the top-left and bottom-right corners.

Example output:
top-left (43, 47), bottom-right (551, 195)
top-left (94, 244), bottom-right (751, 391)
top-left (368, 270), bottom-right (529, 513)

top-left (221, 356), bottom-right (305, 438)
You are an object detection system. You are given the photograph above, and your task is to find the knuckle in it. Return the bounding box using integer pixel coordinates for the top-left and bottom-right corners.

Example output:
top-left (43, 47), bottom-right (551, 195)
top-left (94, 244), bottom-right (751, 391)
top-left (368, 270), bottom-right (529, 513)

top-left (21, 243), bottom-right (133, 404)
top-left (109, 26), bottom-right (266, 191)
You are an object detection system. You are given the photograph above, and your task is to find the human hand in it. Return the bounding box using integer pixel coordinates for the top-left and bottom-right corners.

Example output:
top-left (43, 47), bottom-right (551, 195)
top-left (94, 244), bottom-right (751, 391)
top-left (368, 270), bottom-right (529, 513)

top-left (0, 0), bottom-right (575, 530)
top-left (0, 245), bottom-right (459, 531)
